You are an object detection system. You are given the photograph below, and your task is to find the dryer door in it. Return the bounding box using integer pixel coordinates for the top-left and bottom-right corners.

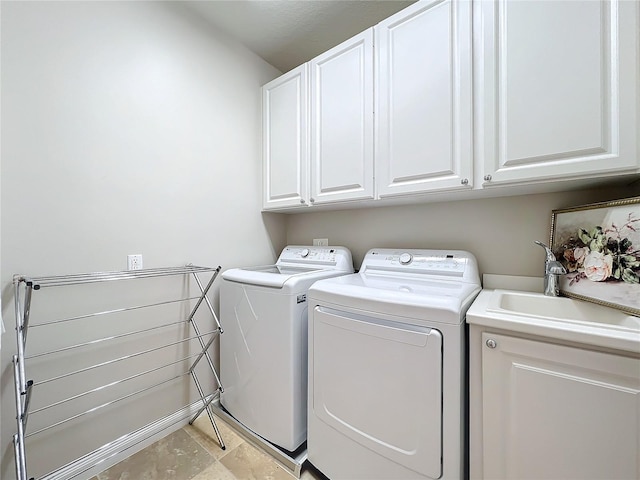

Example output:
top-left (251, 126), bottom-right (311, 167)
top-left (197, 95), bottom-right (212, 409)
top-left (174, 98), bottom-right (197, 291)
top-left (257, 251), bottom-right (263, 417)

top-left (312, 306), bottom-right (443, 478)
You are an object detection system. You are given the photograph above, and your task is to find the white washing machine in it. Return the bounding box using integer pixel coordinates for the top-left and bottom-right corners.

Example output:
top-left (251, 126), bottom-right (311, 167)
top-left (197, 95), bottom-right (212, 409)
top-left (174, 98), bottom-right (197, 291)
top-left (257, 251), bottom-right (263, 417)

top-left (307, 248), bottom-right (481, 479)
top-left (220, 245), bottom-right (353, 452)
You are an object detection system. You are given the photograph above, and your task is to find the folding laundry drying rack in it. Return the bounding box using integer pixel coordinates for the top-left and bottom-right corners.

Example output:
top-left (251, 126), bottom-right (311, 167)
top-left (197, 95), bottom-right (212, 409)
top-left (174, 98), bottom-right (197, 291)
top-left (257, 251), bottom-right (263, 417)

top-left (11, 265), bottom-right (225, 480)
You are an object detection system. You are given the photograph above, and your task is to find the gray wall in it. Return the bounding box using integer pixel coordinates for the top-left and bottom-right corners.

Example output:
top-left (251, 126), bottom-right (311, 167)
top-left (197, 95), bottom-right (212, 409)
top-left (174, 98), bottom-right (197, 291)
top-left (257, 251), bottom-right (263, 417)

top-left (286, 186), bottom-right (640, 273)
top-left (1, 2), bottom-right (285, 478)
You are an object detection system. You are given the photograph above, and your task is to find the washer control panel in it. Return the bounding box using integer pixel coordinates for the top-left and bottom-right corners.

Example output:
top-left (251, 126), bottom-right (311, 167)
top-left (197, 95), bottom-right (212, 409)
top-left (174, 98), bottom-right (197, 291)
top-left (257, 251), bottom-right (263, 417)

top-left (278, 246), bottom-right (353, 271)
top-left (362, 248), bottom-right (479, 283)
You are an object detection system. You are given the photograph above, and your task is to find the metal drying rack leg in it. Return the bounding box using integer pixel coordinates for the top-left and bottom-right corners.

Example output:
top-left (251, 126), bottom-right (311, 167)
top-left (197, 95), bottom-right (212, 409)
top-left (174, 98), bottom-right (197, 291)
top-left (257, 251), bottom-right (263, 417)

top-left (13, 277), bottom-right (35, 480)
top-left (186, 267), bottom-right (226, 450)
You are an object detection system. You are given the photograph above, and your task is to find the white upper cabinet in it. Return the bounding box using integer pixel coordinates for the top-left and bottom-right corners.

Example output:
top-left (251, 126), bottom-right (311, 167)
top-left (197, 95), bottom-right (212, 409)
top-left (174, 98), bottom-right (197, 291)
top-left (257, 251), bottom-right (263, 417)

top-left (376, 0), bottom-right (473, 198)
top-left (262, 65), bottom-right (309, 210)
top-left (262, 0), bottom-right (639, 212)
top-left (310, 29), bottom-right (374, 205)
top-left (476, 0), bottom-right (640, 187)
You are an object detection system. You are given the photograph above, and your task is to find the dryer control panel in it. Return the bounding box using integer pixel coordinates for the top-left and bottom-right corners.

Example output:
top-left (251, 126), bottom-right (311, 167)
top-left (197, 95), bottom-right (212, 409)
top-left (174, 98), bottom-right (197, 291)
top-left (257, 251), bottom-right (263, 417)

top-left (278, 246), bottom-right (354, 271)
top-left (362, 248), bottom-right (480, 284)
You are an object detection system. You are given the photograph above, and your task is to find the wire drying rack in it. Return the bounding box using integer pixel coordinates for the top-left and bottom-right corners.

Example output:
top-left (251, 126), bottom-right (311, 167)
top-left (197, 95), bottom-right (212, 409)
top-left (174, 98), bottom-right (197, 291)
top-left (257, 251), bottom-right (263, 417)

top-left (12, 265), bottom-right (226, 480)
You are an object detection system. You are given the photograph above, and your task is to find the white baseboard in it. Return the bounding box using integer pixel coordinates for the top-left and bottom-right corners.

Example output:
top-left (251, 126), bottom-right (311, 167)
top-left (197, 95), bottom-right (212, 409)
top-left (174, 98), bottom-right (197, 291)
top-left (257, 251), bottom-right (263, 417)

top-left (39, 397), bottom-right (213, 480)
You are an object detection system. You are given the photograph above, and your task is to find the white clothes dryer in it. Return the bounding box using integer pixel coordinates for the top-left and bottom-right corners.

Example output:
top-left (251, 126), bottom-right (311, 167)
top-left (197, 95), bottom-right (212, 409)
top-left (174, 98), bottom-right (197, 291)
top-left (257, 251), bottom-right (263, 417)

top-left (220, 246), bottom-right (353, 452)
top-left (307, 248), bottom-right (481, 479)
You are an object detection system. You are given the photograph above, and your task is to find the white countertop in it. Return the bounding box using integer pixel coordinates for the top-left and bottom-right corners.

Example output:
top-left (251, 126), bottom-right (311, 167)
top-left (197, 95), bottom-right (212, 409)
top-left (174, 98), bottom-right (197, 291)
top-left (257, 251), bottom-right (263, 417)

top-left (467, 287), bottom-right (640, 355)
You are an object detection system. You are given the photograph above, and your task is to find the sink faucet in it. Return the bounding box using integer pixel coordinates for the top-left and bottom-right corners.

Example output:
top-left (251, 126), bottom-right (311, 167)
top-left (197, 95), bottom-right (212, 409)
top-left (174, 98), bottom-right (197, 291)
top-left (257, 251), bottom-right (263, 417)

top-left (534, 241), bottom-right (567, 297)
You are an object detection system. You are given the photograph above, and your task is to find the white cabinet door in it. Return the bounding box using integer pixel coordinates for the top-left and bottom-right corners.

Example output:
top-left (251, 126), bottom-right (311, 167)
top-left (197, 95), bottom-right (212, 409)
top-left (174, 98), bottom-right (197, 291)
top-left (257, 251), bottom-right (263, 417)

top-left (262, 65), bottom-right (309, 210)
top-left (376, 0), bottom-right (473, 197)
top-left (481, 332), bottom-right (640, 480)
top-left (310, 29), bottom-right (374, 205)
top-left (476, 0), bottom-right (639, 187)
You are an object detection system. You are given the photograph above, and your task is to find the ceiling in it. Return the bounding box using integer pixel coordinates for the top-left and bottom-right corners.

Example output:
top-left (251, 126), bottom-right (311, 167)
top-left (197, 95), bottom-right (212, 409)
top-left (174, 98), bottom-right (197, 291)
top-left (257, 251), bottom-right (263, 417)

top-left (182, 0), bottom-right (416, 73)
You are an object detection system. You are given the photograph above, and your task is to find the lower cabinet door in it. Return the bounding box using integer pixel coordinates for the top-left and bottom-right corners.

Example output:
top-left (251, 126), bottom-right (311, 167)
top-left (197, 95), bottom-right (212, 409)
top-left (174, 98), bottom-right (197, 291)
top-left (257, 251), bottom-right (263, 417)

top-left (481, 332), bottom-right (640, 480)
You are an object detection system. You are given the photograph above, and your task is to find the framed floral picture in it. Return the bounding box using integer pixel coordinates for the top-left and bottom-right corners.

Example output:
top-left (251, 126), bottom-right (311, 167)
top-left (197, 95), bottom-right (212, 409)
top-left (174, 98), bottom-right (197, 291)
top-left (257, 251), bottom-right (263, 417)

top-left (550, 196), bottom-right (640, 316)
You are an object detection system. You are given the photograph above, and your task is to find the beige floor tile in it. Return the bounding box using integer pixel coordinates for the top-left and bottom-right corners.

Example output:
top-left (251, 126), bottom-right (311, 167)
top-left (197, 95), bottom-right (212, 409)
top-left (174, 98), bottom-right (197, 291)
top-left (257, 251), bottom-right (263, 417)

top-left (183, 414), bottom-right (245, 459)
top-left (219, 443), bottom-right (294, 480)
top-left (96, 428), bottom-right (214, 480)
top-left (300, 465), bottom-right (328, 480)
top-left (190, 460), bottom-right (237, 480)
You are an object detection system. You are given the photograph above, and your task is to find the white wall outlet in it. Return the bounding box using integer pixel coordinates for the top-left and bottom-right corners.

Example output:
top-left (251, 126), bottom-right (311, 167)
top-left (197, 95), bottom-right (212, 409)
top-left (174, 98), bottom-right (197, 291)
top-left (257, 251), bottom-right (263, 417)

top-left (313, 238), bottom-right (329, 246)
top-left (127, 254), bottom-right (143, 270)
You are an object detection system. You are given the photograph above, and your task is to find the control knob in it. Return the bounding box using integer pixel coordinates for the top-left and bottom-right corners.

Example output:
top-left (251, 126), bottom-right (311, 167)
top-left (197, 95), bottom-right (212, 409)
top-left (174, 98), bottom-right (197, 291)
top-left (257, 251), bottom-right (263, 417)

top-left (399, 253), bottom-right (413, 265)
top-left (300, 248), bottom-right (310, 258)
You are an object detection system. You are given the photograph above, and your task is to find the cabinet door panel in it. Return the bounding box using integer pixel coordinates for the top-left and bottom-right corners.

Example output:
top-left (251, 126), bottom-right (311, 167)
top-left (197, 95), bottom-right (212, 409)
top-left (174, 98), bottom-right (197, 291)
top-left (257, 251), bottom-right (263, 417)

top-left (505, 1), bottom-right (603, 161)
top-left (482, 332), bottom-right (640, 480)
top-left (263, 65), bottom-right (308, 209)
top-left (310, 29), bottom-right (374, 204)
top-left (376, 0), bottom-right (473, 197)
top-left (477, 0), bottom-right (639, 185)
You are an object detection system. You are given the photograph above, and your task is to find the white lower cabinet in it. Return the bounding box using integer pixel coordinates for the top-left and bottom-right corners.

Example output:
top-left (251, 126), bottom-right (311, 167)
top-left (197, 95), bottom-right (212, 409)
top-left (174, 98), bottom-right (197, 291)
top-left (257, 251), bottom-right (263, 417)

top-left (470, 329), bottom-right (640, 480)
top-left (476, 0), bottom-right (639, 187)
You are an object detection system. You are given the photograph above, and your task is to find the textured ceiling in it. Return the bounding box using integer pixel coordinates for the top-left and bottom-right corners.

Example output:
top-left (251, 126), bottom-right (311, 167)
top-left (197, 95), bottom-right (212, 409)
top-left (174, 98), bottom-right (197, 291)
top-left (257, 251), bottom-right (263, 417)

top-left (183, 0), bottom-right (416, 73)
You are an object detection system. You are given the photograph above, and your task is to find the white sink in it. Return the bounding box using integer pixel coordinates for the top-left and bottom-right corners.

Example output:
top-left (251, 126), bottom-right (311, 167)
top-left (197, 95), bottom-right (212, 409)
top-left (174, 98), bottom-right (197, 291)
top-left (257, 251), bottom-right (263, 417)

top-left (468, 289), bottom-right (640, 353)
top-left (488, 290), bottom-right (640, 330)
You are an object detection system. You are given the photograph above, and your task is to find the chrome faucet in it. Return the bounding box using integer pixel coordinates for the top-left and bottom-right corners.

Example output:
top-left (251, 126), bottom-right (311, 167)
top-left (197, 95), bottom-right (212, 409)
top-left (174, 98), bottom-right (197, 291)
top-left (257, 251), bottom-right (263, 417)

top-left (534, 241), bottom-right (567, 297)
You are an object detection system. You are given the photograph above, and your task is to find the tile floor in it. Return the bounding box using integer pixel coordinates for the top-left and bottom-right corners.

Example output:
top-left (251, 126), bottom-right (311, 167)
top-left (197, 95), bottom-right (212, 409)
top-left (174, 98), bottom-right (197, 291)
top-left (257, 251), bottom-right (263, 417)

top-left (91, 414), bottom-right (326, 480)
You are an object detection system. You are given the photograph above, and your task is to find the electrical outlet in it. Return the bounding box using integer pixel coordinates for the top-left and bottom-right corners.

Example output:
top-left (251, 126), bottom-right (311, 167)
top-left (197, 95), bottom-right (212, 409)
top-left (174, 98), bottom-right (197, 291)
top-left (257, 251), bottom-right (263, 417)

top-left (313, 238), bottom-right (329, 246)
top-left (127, 254), bottom-right (143, 270)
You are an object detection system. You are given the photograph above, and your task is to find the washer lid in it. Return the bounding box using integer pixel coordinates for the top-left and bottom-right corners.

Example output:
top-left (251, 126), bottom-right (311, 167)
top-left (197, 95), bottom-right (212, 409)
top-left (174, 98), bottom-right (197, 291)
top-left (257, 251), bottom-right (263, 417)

top-left (311, 271), bottom-right (481, 302)
top-left (222, 265), bottom-right (326, 288)
top-left (308, 272), bottom-right (481, 324)
top-left (222, 246), bottom-right (354, 289)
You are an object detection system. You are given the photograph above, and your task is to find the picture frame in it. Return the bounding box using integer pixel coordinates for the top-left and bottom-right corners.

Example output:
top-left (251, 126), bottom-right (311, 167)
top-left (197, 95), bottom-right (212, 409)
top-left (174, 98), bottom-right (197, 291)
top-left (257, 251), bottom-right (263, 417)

top-left (550, 196), bottom-right (640, 316)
